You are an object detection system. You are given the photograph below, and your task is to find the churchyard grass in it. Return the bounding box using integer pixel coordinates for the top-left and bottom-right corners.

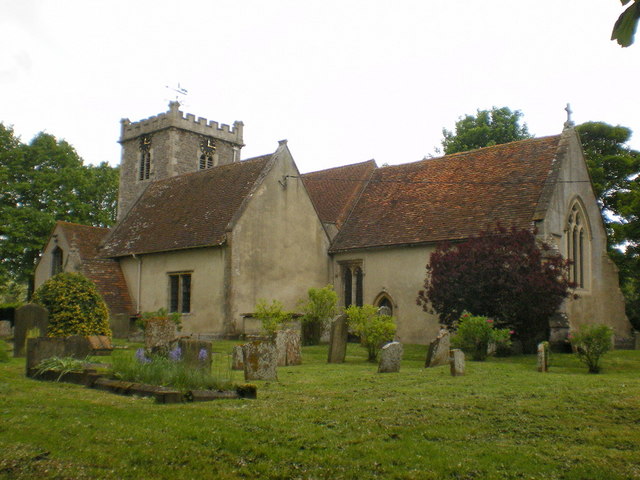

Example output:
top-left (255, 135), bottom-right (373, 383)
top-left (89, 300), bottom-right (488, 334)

top-left (1, 341), bottom-right (639, 479)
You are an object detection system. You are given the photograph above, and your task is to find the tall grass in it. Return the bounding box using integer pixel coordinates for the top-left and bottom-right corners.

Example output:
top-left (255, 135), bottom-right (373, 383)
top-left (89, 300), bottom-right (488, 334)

top-left (110, 349), bottom-right (232, 392)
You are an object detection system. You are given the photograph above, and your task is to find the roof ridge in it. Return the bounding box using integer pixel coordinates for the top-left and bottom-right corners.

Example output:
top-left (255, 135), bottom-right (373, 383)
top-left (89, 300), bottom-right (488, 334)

top-left (302, 159), bottom-right (377, 177)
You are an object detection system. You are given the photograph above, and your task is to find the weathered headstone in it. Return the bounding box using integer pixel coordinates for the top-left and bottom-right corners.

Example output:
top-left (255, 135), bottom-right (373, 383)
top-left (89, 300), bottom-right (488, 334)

top-left (377, 341), bottom-right (403, 373)
top-left (143, 317), bottom-right (177, 352)
top-left (179, 338), bottom-right (213, 371)
top-left (110, 313), bottom-right (131, 339)
top-left (242, 340), bottom-right (278, 381)
top-left (537, 342), bottom-right (549, 372)
top-left (276, 328), bottom-right (302, 366)
top-left (327, 314), bottom-right (348, 363)
top-left (231, 345), bottom-right (245, 370)
top-left (425, 329), bottom-right (450, 367)
top-left (25, 335), bottom-right (111, 376)
top-left (0, 320), bottom-right (11, 338)
top-left (13, 304), bottom-right (49, 357)
top-left (450, 349), bottom-right (465, 376)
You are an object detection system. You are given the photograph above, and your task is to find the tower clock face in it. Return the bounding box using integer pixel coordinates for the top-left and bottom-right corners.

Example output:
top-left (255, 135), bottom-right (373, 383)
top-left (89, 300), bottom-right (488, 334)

top-left (200, 137), bottom-right (216, 155)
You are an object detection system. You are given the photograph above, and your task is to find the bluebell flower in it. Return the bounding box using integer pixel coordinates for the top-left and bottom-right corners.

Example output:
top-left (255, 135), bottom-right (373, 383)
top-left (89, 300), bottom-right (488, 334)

top-left (135, 348), bottom-right (150, 364)
top-left (169, 345), bottom-right (182, 362)
top-left (198, 348), bottom-right (208, 363)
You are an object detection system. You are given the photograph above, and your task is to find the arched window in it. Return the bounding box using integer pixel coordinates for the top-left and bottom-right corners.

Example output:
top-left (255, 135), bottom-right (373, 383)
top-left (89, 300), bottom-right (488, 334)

top-left (374, 293), bottom-right (394, 316)
top-left (138, 135), bottom-right (152, 180)
top-left (566, 201), bottom-right (590, 288)
top-left (354, 267), bottom-right (363, 307)
top-left (343, 267), bottom-right (352, 307)
top-left (51, 246), bottom-right (63, 276)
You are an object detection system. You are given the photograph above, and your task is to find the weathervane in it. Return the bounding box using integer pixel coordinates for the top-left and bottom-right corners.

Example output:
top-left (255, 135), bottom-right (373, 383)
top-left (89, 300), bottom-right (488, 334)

top-left (564, 103), bottom-right (574, 129)
top-left (165, 83), bottom-right (188, 105)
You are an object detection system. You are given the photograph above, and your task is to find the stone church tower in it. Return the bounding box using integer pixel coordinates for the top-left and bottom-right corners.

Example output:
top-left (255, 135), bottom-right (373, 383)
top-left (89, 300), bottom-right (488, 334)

top-left (117, 102), bottom-right (244, 220)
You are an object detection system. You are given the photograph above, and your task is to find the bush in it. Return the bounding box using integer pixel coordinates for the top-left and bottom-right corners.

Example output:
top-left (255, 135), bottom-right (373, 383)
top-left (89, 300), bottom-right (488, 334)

top-left (570, 324), bottom-right (613, 373)
top-left (345, 304), bottom-right (396, 362)
top-left (254, 299), bottom-right (292, 337)
top-left (32, 272), bottom-right (111, 337)
top-left (299, 285), bottom-right (338, 345)
top-left (451, 312), bottom-right (512, 361)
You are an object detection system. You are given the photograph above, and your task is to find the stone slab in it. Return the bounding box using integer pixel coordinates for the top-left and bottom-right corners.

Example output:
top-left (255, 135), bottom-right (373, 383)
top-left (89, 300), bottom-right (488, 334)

top-left (178, 338), bottom-right (213, 371)
top-left (231, 345), bottom-right (244, 370)
top-left (0, 320), bottom-right (11, 338)
top-left (378, 341), bottom-right (403, 373)
top-left (327, 314), bottom-right (348, 364)
top-left (425, 329), bottom-right (450, 368)
top-left (242, 340), bottom-right (278, 381)
top-left (14, 304), bottom-right (49, 357)
top-left (276, 328), bottom-right (302, 366)
top-left (450, 349), bottom-right (465, 376)
top-left (537, 342), bottom-right (549, 372)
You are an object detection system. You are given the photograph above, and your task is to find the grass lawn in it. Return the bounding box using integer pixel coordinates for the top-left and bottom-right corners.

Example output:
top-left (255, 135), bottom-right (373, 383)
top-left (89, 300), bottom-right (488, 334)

top-left (1, 340), bottom-right (639, 479)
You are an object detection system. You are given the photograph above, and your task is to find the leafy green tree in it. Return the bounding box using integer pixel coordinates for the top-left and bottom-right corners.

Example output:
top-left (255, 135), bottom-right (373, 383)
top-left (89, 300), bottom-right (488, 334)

top-left (299, 285), bottom-right (338, 345)
top-left (441, 107), bottom-right (531, 155)
top-left (577, 122), bottom-right (640, 329)
top-left (345, 304), bottom-right (396, 362)
top-left (612, 0), bottom-right (640, 47)
top-left (0, 124), bottom-right (118, 290)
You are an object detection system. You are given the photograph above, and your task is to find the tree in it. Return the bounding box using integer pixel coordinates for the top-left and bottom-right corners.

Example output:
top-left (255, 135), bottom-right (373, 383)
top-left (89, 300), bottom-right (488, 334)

top-left (441, 107), bottom-right (531, 155)
top-left (0, 124), bottom-right (119, 290)
top-left (612, 0), bottom-right (640, 47)
top-left (417, 225), bottom-right (573, 353)
top-left (577, 122), bottom-right (640, 329)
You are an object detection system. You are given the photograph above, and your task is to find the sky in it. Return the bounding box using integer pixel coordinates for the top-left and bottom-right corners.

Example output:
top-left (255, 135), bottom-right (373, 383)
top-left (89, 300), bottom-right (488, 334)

top-left (1, 0), bottom-right (639, 174)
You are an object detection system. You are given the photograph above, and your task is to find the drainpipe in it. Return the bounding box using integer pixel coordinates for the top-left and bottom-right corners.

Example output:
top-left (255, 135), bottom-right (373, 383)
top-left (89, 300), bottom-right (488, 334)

top-left (132, 254), bottom-right (142, 313)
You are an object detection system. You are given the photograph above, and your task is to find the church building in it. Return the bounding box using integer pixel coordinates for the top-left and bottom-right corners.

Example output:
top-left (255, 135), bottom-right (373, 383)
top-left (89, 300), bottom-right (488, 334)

top-left (34, 103), bottom-right (634, 346)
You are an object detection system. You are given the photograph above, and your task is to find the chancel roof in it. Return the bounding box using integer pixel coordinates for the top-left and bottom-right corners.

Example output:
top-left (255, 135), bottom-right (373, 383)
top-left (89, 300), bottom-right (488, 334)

top-left (302, 160), bottom-right (376, 228)
top-left (329, 135), bottom-right (562, 252)
top-left (101, 154), bottom-right (273, 257)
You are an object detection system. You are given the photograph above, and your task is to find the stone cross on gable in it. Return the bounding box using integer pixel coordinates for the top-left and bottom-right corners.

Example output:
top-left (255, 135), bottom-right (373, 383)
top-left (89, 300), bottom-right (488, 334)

top-left (564, 103), bottom-right (575, 129)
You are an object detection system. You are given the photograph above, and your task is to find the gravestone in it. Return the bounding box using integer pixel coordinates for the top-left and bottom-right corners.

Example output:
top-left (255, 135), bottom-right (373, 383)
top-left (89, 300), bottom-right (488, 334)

top-left (537, 342), bottom-right (549, 372)
top-left (450, 349), bottom-right (465, 376)
top-left (179, 338), bottom-right (213, 371)
top-left (242, 340), bottom-right (278, 381)
top-left (276, 328), bottom-right (302, 366)
top-left (231, 345), bottom-right (244, 370)
top-left (110, 313), bottom-right (131, 339)
top-left (143, 317), bottom-right (177, 353)
top-left (25, 335), bottom-right (111, 376)
top-left (425, 329), bottom-right (450, 367)
top-left (0, 320), bottom-right (11, 338)
top-left (327, 314), bottom-right (348, 363)
top-left (13, 304), bottom-right (49, 357)
top-left (377, 341), bottom-right (403, 373)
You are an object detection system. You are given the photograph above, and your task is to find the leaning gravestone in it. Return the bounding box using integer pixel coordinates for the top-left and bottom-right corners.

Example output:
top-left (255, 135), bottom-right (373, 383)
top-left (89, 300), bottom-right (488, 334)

top-left (378, 341), bottom-right (403, 373)
top-left (0, 320), bottom-right (11, 338)
top-left (242, 340), bottom-right (278, 381)
top-left (450, 349), bottom-right (465, 376)
top-left (143, 317), bottom-right (177, 353)
top-left (179, 338), bottom-right (213, 371)
top-left (425, 329), bottom-right (450, 367)
top-left (13, 303), bottom-right (49, 357)
top-left (327, 314), bottom-right (348, 363)
top-left (276, 328), bottom-right (302, 366)
top-left (537, 342), bottom-right (549, 373)
top-left (231, 345), bottom-right (245, 370)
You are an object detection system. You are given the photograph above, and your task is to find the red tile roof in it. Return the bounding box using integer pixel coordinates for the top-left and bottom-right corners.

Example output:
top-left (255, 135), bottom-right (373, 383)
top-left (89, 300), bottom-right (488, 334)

top-left (329, 135), bottom-right (562, 252)
top-left (302, 160), bottom-right (377, 228)
top-left (101, 154), bottom-right (273, 257)
top-left (56, 222), bottom-right (134, 316)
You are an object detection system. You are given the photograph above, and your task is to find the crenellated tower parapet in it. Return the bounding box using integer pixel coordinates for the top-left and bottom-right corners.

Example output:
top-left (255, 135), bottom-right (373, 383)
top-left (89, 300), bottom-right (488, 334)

top-left (119, 101), bottom-right (244, 146)
top-left (116, 102), bottom-right (245, 221)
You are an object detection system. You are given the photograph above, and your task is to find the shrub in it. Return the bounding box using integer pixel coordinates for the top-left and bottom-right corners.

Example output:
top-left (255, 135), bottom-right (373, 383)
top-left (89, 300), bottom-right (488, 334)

top-left (345, 304), bottom-right (396, 362)
top-left (299, 285), bottom-right (338, 345)
top-left (254, 299), bottom-right (292, 337)
top-left (570, 324), bottom-right (613, 373)
top-left (137, 308), bottom-right (182, 332)
top-left (451, 312), bottom-right (512, 361)
top-left (32, 272), bottom-right (111, 337)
